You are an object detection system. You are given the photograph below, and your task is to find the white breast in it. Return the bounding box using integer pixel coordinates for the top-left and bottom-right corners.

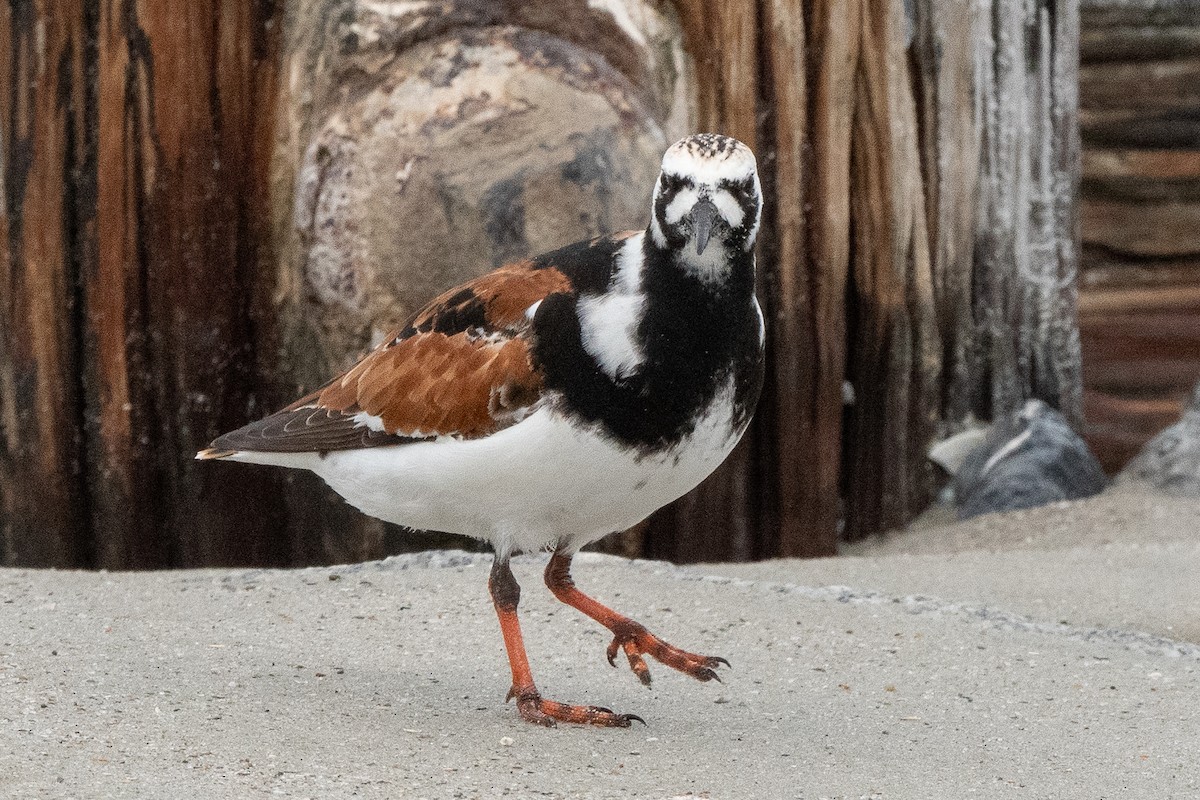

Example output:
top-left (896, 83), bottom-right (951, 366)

top-left (230, 379), bottom-right (746, 557)
top-left (577, 292), bottom-right (645, 380)
top-left (576, 232), bottom-right (647, 379)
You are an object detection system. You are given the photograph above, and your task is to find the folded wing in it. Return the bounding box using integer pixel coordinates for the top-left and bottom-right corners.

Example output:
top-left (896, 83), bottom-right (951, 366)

top-left (202, 261), bottom-right (572, 454)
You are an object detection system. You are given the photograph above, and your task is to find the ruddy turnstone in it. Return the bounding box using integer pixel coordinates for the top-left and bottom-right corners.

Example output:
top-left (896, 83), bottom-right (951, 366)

top-left (199, 133), bottom-right (765, 727)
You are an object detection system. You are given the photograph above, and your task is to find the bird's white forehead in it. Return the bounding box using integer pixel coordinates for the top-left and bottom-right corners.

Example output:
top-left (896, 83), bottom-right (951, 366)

top-left (659, 134), bottom-right (757, 184)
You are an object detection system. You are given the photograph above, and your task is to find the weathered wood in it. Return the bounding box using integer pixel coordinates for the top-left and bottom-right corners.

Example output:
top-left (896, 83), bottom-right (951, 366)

top-left (757, 0), bottom-right (849, 558)
top-left (0, 0), bottom-right (1089, 567)
top-left (841, 0), bottom-right (940, 539)
top-left (970, 0), bottom-right (1084, 426)
top-left (1084, 200), bottom-right (1200, 257)
top-left (0, 0), bottom-right (92, 567)
top-left (1080, 58), bottom-right (1200, 115)
top-left (88, 0), bottom-right (287, 568)
top-left (912, 0), bottom-right (984, 426)
top-left (1082, 0), bottom-right (1200, 67)
top-left (1078, 0), bottom-right (1200, 472)
top-left (773, 0), bottom-right (861, 556)
top-left (666, 0), bottom-right (864, 560)
top-left (1078, 49), bottom-right (1199, 148)
top-left (1082, 302), bottom-right (1200, 471)
top-left (270, 0), bottom-right (1085, 559)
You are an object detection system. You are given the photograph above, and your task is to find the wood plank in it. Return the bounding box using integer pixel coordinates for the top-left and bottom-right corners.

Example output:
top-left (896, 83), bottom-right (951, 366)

top-left (1082, 26), bottom-right (1200, 63)
top-left (1084, 148), bottom-right (1200, 180)
top-left (1080, 283), bottom-right (1200, 313)
top-left (1082, 0), bottom-right (1200, 31)
top-left (1084, 389), bottom-right (1191, 473)
top-left (1081, 108), bottom-right (1200, 149)
top-left (1083, 200), bottom-right (1200, 257)
top-left (1081, 298), bottom-right (1200, 471)
top-left (1083, 149), bottom-right (1200, 202)
top-left (1080, 58), bottom-right (1200, 112)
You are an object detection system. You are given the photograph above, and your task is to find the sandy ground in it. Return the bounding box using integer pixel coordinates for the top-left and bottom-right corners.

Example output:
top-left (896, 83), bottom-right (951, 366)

top-left (712, 487), bottom-right (1200, 645)
top-left (2, 487), bottom-right (1198, 799)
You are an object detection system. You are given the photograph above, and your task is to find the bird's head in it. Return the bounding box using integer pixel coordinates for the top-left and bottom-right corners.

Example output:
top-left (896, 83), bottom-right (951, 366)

top-left (649, 134), bottom-right (761, 273)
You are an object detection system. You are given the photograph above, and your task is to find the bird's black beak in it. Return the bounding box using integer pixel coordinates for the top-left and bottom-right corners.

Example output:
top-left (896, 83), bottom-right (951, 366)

top-left (689, 197), bottom-right (720, 256)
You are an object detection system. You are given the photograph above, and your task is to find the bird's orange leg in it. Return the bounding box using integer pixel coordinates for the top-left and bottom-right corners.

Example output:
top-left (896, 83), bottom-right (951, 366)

top-left (544, 551), bottom-right (729, 687)
top-left (489, 557), bottom-right (642, 728)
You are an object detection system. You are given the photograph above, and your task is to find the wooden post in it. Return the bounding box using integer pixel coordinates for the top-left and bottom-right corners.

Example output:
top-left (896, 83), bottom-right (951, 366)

top-left (83, 0), bottom-right (289, 568)
top-left (2, 1), bottom-right (286, 569)
top-left (841, 0), bottom-right (941, 539)
top-left (970, 0), bottom-right (1084, 430)
top-left (668, 0), bottom-right (1083, 546)
top-left (1, 0), bottom-right (93, 567)
top-left (0, 0), bottom-right (1086, 567)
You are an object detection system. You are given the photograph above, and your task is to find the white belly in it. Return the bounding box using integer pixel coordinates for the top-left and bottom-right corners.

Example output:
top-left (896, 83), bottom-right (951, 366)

top-left (231, 381), bottom-right (745, 556)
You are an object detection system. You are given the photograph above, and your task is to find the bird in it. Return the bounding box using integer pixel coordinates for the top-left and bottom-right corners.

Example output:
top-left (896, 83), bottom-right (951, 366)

top-left (198, 133), bottom-right (766, 727)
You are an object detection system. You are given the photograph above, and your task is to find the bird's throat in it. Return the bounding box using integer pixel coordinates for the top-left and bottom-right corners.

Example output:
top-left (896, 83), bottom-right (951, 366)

top-left (679, 238), bottom-right (733, 285)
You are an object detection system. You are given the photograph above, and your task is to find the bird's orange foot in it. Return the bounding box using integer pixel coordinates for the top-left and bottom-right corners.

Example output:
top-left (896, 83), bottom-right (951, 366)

top-left (606, 621), bottom-right (730, 686)
top-left (507, 686), bottom-right (645, 728)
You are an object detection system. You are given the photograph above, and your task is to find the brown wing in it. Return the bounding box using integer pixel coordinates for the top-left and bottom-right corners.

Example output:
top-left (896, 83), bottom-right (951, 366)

top-left (203, 261), bottom-right (573, 454)
top-left (308, 330), bottom-right (543, 437)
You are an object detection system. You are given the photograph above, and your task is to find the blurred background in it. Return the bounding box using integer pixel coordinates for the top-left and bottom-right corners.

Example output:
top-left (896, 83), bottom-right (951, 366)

top-left (2, 0), bottom-right (1197, 570)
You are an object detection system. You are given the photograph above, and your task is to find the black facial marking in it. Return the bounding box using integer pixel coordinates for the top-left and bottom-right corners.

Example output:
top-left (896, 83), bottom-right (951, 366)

top-left (658, 173), bottom-right (689, 196)
top-left (714, 178), bottom-right (760, 252)
top-left (653, 168), bottom-right (760, 258)
top-left (719, 177), bottom-right (755, 200)
top-left (653, 176), bottom-right (692, 249)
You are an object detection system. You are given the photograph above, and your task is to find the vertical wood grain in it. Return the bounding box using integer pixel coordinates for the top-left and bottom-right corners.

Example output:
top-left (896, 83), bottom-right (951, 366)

top-left (913, 0), bottom-right (984, 426)
top-left (842, 0), bottom-right (939, 539)
top-left (787, 0), bottom-right (861, 555)
top-left (974, 0), bottom-right (1083, 426)
top-left (759, 0), bottom-right (831, 557)
top-left (0, 0), bottom-right (1085, 568)
top-left (89, 0), bottom-right (286, 568)
top-left (1, 0), bottom-right (93, 566)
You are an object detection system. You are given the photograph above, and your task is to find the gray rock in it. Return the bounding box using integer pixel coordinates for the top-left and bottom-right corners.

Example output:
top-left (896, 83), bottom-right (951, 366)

top-left (1120, 379), bottom-right (1200, 495)
top-left (953, 399), bottom-right (1108, 519)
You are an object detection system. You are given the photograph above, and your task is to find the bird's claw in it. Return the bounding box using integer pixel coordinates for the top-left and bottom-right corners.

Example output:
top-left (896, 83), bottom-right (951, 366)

top-left (508, 687), bottom-right (644, 728)
top-left (604, 622), bottom-right (730, 687)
